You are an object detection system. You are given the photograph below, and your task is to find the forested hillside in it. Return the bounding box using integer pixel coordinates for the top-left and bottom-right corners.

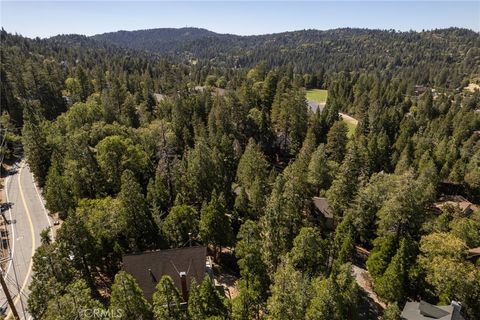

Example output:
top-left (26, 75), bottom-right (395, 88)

top-left (93, 27), bottom-right (480, 88)
top-left (1, 27), bottom-right (480, 320)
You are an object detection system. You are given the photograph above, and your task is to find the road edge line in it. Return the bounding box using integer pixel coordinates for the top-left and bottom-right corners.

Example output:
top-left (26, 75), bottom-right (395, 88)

top-left (29, 167), bottom-right (53, 238)
top-left (6, 164), bottom-right (35, 320)
top-left (4, 170), bottom-right (15, 277)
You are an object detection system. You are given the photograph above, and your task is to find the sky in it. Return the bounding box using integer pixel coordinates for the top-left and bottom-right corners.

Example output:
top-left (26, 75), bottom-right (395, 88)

top-left (1, 1), bottom-right (479, 38)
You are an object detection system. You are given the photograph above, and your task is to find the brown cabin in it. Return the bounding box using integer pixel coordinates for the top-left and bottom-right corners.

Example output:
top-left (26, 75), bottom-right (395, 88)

top-left (122, 246), bottom-right (208, 301)
top-left (311, 197), bottom-right (336, 231)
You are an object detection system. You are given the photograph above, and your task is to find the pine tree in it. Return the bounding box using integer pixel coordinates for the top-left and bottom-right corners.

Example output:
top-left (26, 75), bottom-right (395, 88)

top-left (44, 152), bottom-right (74, 216)
top-left (152, 275), bottom-right (186, 320)
top-left (374, 239), bottom-right (409, 303)
top-left (325, 120), bottom-right (349, 163)
top-left (56, 212), bottom-right (98, 288)
top-left (260, 175), bottom-right (288, 273)
top-left (266, 258), bottom-right (311, 320)
top-left (43, 280), bottom-right (104, 320)
top-left (235, 220), bottom-right (270, 317)
top-left (366, 234), bottom-right (397, 280)
top-left (22, 102), bottom-right (51, 185)
top-left (235, 138), bottom-right (270, 218)
top-left (110, 271), bottom-right (153, 320)
top-left (377, 171), bottom-right (434, 239)
top-left (326, 144), bottom-right (363, 219)
top-left (199, 191), bottom-right (232, 259)
top-left (28, 242), bottom-right (76, 319)
top-left (188, 277), bottom-right (228, 319)
top-left (308, 143), bottom-right (332, 195)
top-left (118, 169), bottom-right (158, 251)
top-left (271, 82), bottom-right (308, 154)
top-left (120, 93), bottom-right (140, 128)
top-left (306, 263), bottom-right (360, 320)
top-left (162, 204), bottom-right (198, 247)
top-left (181, 138), bottom-right (219, 205)
top-left (306, 277), bottom-right (339, 320)
top-left (289, 227), bottom-right (327, 277)
top-left (76, 66), bottom-right (93, 102)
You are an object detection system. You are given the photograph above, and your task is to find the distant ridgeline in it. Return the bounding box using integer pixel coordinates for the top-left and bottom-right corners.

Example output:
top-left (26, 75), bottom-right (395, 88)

top-left (92, 27), bottom-right (480, 81)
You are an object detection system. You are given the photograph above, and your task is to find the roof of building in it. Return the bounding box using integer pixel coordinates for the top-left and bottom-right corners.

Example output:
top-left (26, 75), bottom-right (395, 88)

top-left (123, 246), bottom-right (207, 301)
top-left (194, 86), bottom-right (226, 96)
top-left (434, 196), bottom-right (475, 214)
top-left (401, 301), bottom-right (465, 320)
top-left (153, 93), bottom-right (166, 103)
top-left (312, 197), bottom-right (333, 219)
top-left (467, 247), bottom-right (480, 258)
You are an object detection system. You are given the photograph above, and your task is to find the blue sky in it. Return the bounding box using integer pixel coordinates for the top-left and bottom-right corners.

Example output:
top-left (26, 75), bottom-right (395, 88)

top-left (2, 1), bottom-right (479, 38)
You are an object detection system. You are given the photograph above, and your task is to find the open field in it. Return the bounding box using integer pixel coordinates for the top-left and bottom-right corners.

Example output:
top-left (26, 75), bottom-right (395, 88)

top-left (306, 89), bottom-right (328, 103)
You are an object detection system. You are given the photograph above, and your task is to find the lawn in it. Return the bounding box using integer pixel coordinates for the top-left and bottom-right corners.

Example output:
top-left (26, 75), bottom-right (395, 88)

top-left (345, 121), bottom-right (357, 138)
top-left (306, 89), bottom-right (328, 104)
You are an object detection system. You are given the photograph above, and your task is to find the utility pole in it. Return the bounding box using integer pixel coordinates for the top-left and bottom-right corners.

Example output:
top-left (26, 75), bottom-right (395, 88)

top-left (0, 267), bottom-right (20, 320)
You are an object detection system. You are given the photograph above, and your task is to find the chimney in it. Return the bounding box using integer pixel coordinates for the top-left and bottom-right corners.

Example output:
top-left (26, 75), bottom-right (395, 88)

top-left (451, 301), bottom-right (462, 313)
top-left (180, 271), bottom-right (188, 301)
top-left (148, 268), bottom-right (157, 283)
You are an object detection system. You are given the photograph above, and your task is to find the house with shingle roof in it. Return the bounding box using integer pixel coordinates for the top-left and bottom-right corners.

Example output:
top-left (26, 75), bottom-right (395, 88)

top-left (311, 196), bottom-right (335, 230)
top-left (401, 301), bottom-right (465, 320)
top-left (122, 246), bottom-right (208, 301)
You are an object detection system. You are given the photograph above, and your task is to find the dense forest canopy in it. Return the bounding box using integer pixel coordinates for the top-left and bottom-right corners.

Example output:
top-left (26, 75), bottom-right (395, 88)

top-left (1, 26), bottom-right (480, 320)
top-left (92, 27), bottom-right (480, 85)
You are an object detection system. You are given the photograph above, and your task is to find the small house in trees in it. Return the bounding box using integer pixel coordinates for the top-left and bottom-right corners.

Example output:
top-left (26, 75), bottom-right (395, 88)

top-left (401, 300), bottom-right (465, 320)
top-left (194, 85), bottom-right (227, 96)
top-left (413, 85), bottom-right (427, 96)
top-left (434, 196), bottom-right (475, 216)
top-left (467, 247), bottom-right (480, 264)
top-left (153, 93), bottom-right (166, 103)
top-left (311, 197), bottom-right (335, 230)
top-left (123, 246), bottom-right (209, 301)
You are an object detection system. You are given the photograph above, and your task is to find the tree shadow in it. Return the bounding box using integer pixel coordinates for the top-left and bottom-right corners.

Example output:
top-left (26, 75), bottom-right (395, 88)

top-left (357, 287), bottom-right (384, 319)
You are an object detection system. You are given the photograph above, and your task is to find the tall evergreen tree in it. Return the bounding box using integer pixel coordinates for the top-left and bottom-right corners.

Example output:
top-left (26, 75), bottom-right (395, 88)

top-left (325, 120), bottom-right (349, 163)
top-left (43, 280), bottom-right (104, 320)
top-left (188, 277), bottom-right (229, 319)
top-left (266, 258), bottom-right (311, 320)
top-left (374, 239), bottom-right (410, 303)
top-left (110, 271), bottom-right (153, 320)
top-left (199, 191), bottom-right (232, 259)
top-left (152, 275), bottom-right (186, 320)
top-left (22, 102), bottom-right (51, 185)
top-left (118, 169), bottom-right (158, 251)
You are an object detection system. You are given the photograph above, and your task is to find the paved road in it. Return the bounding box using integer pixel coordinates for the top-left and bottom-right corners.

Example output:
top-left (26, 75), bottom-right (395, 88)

top-left (1, 161), bottom-right (52, 319)
top-left (339, 112), bottom-right (359, 126)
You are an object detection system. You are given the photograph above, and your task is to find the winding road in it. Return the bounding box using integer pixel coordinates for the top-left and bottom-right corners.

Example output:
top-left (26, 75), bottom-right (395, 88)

top-left (1, 161), bottom-right (52, 320)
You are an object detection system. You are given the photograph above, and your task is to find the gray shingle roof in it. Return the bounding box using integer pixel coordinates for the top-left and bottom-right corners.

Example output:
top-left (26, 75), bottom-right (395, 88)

top-left (123, 246), bottom-right (207, 301)
top-left (312, 197), bottom-right (333, 219)
top-left (401, 301), bottom-right (465, 320)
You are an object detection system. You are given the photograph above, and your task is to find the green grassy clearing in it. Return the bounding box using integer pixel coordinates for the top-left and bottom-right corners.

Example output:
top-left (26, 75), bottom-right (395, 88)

top-left (306, 89), bottom-right (328, 104)
top-left (345, 121), bottom-right (356, 138)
